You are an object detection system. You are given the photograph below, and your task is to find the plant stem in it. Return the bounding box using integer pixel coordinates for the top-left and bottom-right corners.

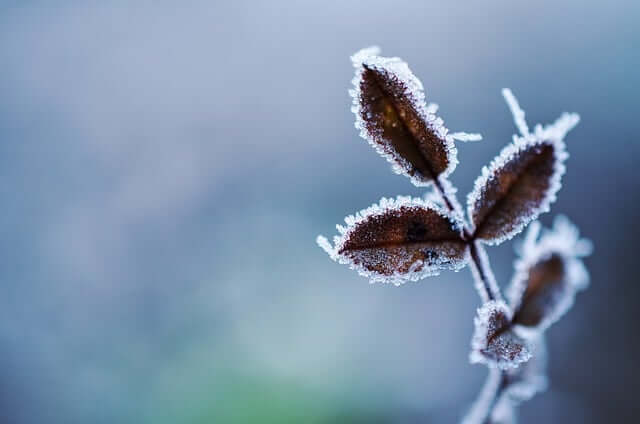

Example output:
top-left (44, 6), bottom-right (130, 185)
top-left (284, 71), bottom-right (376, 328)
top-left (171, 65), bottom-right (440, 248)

top-left (482, 371), bottom-right (508, 424)
top-left (461, 368), bottom-right (508, 424)
top-left (468, 241), bottom-right (502, 303)
top-left (432, 176), bottom-right (507, 423)
top-left (432, 177), bottom-right (502, 302)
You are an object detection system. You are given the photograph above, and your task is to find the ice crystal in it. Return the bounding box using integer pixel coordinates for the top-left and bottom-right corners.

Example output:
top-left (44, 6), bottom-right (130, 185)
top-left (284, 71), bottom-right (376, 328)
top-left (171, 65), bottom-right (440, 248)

top-left (450, 132), bottom-right (483, 142)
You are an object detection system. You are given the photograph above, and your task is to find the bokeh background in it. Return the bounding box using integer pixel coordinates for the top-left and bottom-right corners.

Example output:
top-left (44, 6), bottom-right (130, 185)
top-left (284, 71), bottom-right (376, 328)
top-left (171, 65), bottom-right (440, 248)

top-left (1, 1), bottom-right (638, 423)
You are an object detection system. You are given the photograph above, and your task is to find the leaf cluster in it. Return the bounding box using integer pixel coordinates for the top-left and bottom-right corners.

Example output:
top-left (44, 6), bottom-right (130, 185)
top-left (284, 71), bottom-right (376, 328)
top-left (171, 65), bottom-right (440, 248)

top-left (317, 47), bottom-right (591, 424)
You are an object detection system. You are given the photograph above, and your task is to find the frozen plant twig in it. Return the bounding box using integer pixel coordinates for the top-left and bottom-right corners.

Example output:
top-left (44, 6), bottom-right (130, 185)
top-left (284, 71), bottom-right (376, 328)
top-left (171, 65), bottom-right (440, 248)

top-left (317, 47), bottom-right (591, 423)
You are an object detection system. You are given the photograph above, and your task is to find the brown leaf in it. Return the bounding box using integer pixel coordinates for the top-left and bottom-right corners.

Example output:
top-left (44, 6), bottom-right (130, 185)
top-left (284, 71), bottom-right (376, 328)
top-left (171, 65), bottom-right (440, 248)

top-left (351, 48), bottom-right (456, 186)
top-left (317, 197), bottom-right (468, 285)
top-left (508, 217), bottom-right (591, 331)
top-left (467, 137), bottom-right (567, 245)
top-left (511, 255), bottom-right (569, 327)
top-left (501, 335), bottom-right (548, 402)
top-left (487, 335), bottom-right (548, 423)
top-left (470, 301), bottom-right (531, 369)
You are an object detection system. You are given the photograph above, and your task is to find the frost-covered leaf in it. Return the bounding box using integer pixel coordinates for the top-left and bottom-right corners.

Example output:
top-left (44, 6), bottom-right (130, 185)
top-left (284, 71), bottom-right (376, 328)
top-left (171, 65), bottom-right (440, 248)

top-left (463, 337), bottom-right (547, 424)
top-left (487, 336), bottom-right (548, 424)
top-left (467, 138), bottom-right (566, 245)
top-left (470, 301), bottom-right (531, 369)
top-left (467, 90), bottom-right (578, 245)
top-left (317, 196), bottom-right (468, 285)
top-left (350, 47), bottom-right (477, 186)
top-left (501, 335), bottom-right (548, 402)
top-left (508, 216), bottom-right (591, 331)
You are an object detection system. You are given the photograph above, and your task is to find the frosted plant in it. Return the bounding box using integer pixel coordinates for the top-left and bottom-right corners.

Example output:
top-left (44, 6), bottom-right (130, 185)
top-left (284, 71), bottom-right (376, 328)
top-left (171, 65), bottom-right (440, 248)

top-left (317, 47), bottom-right (592, 423)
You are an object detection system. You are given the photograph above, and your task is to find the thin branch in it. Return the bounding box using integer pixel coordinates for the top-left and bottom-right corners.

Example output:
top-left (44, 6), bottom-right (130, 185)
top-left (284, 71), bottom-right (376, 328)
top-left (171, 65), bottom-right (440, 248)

top-left (461, 368), bottom-right (508, 424)
top-left (502, 88), bottom-right (529, 137)
top-left (432, 175), bottom-right (508, 424)
top-left (468, 242), bottom-right (502, 303)
top-left (432, 177), bottom-right (502, 303)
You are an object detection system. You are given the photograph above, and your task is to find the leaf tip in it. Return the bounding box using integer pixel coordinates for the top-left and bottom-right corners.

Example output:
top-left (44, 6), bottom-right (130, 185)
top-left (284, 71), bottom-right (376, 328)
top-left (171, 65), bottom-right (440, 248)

top-left (351, 46), bottom-right (381, 67)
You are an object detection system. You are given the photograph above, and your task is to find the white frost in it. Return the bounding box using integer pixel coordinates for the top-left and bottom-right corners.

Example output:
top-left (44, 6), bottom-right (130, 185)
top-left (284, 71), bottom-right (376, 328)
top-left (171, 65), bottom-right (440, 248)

top-left (502, 88), bottom-right (529, 137)
top-left (451, 132), bottom-right (483, 142)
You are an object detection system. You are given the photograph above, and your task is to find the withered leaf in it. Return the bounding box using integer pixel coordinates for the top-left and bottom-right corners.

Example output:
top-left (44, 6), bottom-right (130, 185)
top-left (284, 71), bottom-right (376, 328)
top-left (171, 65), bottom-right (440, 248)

top-left (350, 47), bottom-right (457, 186)
top-left (470, 301), bottom-right (531, 369)
top-left (317, 196), bottom-right (468, 285)
top-left (468, 137), bottom-right (567, 245)
top-left (501, 335), bottom-right (548, 403)
top-left (508, 216), bottom-right (591, 331)
top-left (511, 254), bottom-right (570, 328)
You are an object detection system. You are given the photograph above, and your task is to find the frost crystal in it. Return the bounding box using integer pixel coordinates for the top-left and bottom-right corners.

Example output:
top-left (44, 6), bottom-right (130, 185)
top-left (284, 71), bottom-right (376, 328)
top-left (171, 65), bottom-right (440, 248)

top-left (350, 47), bottom-right (482, 186)
top-left (467, 89), bottom-right (578, 245)
top-left (507, 216), bottom-right (591, 332)
top-left (501, 88), bottom-right (529, 137)
top-left (450, 132), bottom-right (483, 142)
top-left (470, 300), bottom-right (531, 370)
top-left (317, 196), bottom-right (468, 285)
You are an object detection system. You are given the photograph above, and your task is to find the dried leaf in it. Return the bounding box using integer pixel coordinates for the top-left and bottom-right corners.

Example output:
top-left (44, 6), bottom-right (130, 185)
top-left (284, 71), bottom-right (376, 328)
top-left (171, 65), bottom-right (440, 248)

top-left (501, 335), bottom-right (548, 402)
top-left (350, 47), bottom-right (460, 186)
top-left (512, 254), bottom-right (571, 327)
top-left (467, 90), bottom-right (579, 245)
top-left (470, 301), bottom-right (531, 369)
top-left (317, 196), bottom-right (468, 285)
top-left (508, 216), bottom-right (591, 331)
top-left (468, 137), bottom-right (567, 245)
top-left (463, 337), bottom-right (547, 424)
top-left (488, 336), bottom-right (548, 424)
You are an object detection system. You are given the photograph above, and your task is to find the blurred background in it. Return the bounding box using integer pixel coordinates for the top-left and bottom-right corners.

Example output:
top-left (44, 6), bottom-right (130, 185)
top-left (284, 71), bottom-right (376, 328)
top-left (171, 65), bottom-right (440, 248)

top-left (0, 1), bottom-right (638, 423)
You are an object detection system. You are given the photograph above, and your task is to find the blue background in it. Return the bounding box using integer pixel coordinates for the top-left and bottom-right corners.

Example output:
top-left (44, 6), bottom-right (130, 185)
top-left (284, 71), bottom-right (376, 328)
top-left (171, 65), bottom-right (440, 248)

top-left (0, 1), bottom-right (638, 422)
